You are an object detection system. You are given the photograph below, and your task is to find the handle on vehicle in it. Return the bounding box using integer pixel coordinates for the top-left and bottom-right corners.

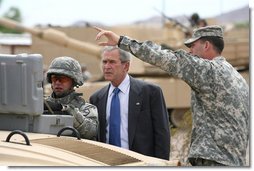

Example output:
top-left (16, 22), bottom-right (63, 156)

top-left (5, 130), bottom-right (31, 145)
top-left (57, 126), bottom-right (81, 140)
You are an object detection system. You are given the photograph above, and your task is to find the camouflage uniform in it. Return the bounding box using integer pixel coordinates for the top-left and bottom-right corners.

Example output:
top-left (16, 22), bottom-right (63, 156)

top-left (45, 91), bottom-right (98, 140)
top-left (118, 26), bottom-right (249, 166)
top-left (44, 56), bottom-right (99, 140)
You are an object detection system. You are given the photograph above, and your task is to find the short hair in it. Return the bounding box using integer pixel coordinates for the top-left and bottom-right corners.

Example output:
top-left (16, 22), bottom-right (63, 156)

top-left (101, 46), bottom-right (131, 62)
top-left (200, 36), bottom-right (224, 54)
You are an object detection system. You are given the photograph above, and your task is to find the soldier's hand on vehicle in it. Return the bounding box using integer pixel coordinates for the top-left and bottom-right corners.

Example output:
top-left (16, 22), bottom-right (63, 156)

top-left (93, 26), bottom-right (120, 46)
top-left (62, 104), bottom-right (75, 112)
top-left (44, 100), bottom-right (63, 113)
top-left (62, 104), bottom-right (84, 123)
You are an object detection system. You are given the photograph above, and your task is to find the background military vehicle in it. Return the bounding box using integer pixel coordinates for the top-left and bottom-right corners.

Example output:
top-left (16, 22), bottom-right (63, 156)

top-left (0, 17), bottom-right (249, 119)
top-left (0, 16), bottom-right (249, 165)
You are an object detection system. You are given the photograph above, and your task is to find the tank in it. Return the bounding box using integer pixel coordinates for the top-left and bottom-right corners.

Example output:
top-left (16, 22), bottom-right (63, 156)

top-left (0, 17), bottom-right (249, 165)
top-left (0, 17), bottom-right (249, 124)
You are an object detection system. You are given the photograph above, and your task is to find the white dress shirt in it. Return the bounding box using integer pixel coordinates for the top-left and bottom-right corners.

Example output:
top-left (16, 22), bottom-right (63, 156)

top-left (106, 74), bottom-right (130, 149)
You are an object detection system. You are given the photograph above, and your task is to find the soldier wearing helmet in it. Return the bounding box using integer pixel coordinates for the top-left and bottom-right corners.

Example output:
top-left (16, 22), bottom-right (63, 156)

top-left (44, 56), bottom-right (98, 140)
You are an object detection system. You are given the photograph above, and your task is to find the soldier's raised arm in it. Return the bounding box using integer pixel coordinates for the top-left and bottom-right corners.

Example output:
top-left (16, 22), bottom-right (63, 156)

top-left (93, 25), bottom-right (250, 166)
top-left (94, 26), bottom-right (120, 46)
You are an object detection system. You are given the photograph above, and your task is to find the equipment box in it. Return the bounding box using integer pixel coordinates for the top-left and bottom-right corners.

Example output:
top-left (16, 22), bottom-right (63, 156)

top-left (0, 114), bottom-right (74, 135)
top-left (0, 54), bottom-right (74, 136)
top-left (33, 114), bottom-right (74, 135)
top-left (0, 54), bottom-right (43, 115)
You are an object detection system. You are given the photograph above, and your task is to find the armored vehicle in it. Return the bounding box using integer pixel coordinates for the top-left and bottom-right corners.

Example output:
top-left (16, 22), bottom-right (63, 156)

top-left (0, 17), bottom-right (249, 126)
top-left (0, 130), bottom-right (180, 166)
top-left (0, 17), bottom-right (249, 165)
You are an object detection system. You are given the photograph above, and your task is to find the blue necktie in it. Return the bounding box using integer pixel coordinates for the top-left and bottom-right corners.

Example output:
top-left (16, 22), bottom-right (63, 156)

top-left (109, 87), bottom-right (121, 147)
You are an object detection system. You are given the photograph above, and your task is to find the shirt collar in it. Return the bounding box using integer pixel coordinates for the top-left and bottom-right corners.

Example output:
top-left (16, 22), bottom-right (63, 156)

top-left (109, 74), bottom-right (130, 96)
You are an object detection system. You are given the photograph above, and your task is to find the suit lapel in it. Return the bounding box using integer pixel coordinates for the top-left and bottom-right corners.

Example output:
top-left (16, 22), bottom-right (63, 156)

top-left (128, 77), bottom-right (142, 148)
top-left (97, 85), bottom-right (110, 142)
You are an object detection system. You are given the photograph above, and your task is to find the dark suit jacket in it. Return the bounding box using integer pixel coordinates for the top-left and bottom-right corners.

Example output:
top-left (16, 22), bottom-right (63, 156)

top-left (89, 76), bottom-right (170, 160)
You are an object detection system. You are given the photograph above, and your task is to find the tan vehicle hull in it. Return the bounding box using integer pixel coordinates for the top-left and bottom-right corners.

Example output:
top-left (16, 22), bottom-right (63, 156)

top-left (0, 130), bottom-right (180, 166)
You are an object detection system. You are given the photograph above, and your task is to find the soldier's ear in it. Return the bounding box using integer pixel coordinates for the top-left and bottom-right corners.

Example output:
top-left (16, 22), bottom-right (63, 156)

top-left (204, 41), bottom-right (210, 50)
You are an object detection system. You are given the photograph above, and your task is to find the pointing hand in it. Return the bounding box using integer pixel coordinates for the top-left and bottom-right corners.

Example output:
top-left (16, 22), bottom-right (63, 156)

top-left (93, 26), bottom-right (120, 46)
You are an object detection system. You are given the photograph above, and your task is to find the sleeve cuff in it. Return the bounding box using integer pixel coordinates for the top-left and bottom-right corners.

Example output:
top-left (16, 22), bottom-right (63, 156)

top-left (118, 36), bottom-right (133, 52)
top-left (117, 36), bottom-right (124, 47)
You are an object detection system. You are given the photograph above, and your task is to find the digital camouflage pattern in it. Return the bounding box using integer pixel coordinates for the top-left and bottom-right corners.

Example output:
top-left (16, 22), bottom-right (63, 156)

top-left (45, 91), bottom-right (99, 140)
top-left (119, 35), bottom-right (249, 166)
top-left (45, 56), bottom-right (98, 140)
top-left (47, 56), bottom-right (84, 87)
top-left (184, 25), bottom-right (223, 47)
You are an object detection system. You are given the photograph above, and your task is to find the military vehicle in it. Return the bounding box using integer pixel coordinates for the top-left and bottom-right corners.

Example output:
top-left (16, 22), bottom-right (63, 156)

top-left (0, 17), bottom-right (249, 125)
top-left (0, 17), bottom-right (249, 165)
top-left (0, 130), bottom-right (180, 166)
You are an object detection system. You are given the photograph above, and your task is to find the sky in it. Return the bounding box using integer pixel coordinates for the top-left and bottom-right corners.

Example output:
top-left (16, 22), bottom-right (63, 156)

top-left (0, 0), bottom-right (250, 27)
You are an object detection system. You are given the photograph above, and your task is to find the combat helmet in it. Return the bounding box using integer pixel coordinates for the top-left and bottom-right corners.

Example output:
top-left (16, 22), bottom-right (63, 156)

top-left (47, 56), bottom-right (84, 87)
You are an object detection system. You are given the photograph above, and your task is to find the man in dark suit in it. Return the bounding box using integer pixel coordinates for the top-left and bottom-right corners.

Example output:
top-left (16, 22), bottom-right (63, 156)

top-left (89, 46), bottom-right (170, 160)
